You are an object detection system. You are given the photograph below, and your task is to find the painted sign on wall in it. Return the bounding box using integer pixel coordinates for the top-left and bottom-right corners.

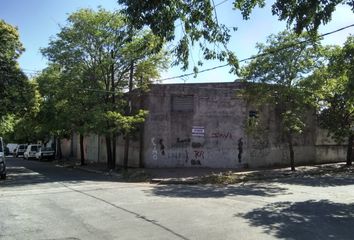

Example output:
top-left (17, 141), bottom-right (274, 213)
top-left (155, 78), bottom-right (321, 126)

top-left (192, 126), bottom-right (205, 137)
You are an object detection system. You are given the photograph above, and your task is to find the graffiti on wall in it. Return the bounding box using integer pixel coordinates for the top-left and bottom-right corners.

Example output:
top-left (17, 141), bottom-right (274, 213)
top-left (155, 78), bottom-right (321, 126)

top-left (191, 150), bottom-right (204, 166)
top-left (177, 138), bottom-right (191, 143)
top-left (237, 138), bottom-right (243, 163)
top-left (194, 150), bottom-right (204, 159)
top-left (151, 138), bottom-right (158, 160)
top-left (191, 142), bottom-right (204, 148)
top-left (211, 132), bottom-right (233, 139)
top-left (172, 138), bottom-right (191, 148)
top-left (167, 150), bottom-right (189, 163)
top-left (159, 139), bottom-right (165, 155)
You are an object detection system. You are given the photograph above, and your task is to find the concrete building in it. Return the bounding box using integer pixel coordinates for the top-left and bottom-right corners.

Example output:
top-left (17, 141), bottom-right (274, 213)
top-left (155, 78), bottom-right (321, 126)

top-left (62, 82), bottom-right (347, 169)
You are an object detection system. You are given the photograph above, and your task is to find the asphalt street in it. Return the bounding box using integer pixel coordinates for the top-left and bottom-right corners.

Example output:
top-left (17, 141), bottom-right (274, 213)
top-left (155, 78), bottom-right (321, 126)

top-left (1, 157), bottom-right (354, 240)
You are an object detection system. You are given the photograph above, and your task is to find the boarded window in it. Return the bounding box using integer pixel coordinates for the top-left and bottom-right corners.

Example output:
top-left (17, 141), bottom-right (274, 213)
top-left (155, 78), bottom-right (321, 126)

top-left (171, 95), bottom-right (194, 112)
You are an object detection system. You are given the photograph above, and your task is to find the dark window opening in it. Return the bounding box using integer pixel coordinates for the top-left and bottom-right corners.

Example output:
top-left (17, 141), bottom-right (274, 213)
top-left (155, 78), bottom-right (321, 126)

top-left (249, 110), bottom-right (258, 118)
top-left (171, 95), bottom-right (194, 112)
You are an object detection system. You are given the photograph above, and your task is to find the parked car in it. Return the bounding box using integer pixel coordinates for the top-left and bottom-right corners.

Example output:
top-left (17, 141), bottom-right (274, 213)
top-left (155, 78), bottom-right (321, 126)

top-left (35, 147), bottom-right (55, 160)
top-left (6, 143), bottom-right (18, 155)
top-left (0, 137), bottom-right (6, 179)
top-left (23, 144), bottom-right (41, 160)
top-left (14, 144), bottom-right (27, 157)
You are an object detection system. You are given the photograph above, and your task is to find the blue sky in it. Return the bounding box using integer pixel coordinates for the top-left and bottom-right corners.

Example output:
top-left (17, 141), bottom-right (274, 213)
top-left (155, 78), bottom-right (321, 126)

top-left (1, 0), bottom-right (354, 83)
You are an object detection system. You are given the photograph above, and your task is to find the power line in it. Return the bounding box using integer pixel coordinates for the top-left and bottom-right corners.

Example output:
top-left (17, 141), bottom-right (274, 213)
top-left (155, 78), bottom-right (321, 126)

top-left (12, 23), bottom-right (354, 90)
top-left (215, 0), bottom-right (231, 7)
top-left (18, 0), bottom-right (232, 77)
top-left (158, 23), bottom-right (354, 82)
top-left (174, 0), bottom-right (231, 28)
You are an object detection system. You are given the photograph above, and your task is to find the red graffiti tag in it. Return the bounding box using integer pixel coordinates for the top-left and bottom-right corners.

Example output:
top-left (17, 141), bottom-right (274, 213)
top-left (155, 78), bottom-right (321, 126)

top-left (194, 150), bottom-right (204, 159)
top-left (211, 132), bottom-right (232, 139)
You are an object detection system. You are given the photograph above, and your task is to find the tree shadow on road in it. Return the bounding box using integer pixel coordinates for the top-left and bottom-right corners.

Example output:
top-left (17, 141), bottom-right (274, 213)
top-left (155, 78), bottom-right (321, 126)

top-left (148, 183), bottom-right (289, 198)
top-left (236, 200), bottom-right (354, 240)
top-left (270, 172), bottom-right (354, 187)
top-left (0, 160), bottom-right (117, 188)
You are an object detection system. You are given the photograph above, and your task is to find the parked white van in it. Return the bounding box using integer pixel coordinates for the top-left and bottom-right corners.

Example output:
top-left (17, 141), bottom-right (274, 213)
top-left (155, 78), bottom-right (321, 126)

top-left (24, 144), bottom-right (41, 160)
top-left (6, 143), bottom-right (18, 155)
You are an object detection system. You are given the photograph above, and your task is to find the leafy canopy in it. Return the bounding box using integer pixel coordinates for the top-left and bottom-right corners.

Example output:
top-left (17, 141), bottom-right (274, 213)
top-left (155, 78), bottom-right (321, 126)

top-left (118, 0), bottom-right (354, 72)
top-left (240, 31), bottom-right (324, 136)
top-left (0, 20), bottom-right (41, 142)
top-left (307, 36), bottom-right (354, 142)
top-left (118, 0), bottom-right (238, 72)
top-left (41, 8), bottom-right (168, 139)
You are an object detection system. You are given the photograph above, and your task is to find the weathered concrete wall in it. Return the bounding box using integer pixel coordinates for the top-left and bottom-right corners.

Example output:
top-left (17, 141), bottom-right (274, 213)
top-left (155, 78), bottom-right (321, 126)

top-left (61, 82), bottom-right (346, 169)
top-left (60, 138), bottom-right (72, 158)
top-left (314, 128), bottom-right (347, 163)
top-left (116, 135), bottom-right (140, 167)
top-left (61, 133), bottom-right (140, 167)
top-left (143, 83), bottom-right (321, 168)
top-left (142, 83), bottom-right (245, 168)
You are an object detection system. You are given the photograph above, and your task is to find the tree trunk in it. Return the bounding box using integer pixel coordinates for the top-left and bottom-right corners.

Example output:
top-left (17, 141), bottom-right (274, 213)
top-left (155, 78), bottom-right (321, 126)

top-left (70, 131), bottom-right (74, 158)
top-left (346, 134), bottom-right (353, 166)
top-left (80, 134), bottom-right (85, 166)
top-left (123, 135), bottom-right (130, 169)
top-left (123, 61), bottom-right (134, 169)
top-left (57, 137), bottom-right (62, 160)
top-left (139, 124), bottom-right (144, 168)
top-left (138, 77), bottom-right (144, 168)
top-left (112, 134), bottom-right (116, 169)
top-left (288, 134), bottom-right (295, 171)
top-left (106, 135), bottom-right (113, 169)
top-left (110, 51), bottom-right (116, 170)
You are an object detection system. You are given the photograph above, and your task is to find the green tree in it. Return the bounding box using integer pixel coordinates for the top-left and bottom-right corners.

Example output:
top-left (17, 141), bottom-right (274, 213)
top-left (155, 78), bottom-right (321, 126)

top-left (118, 0), bottom-right (353, 70)
top-left (0, 19), bottom-right (37, 119)
top-left (118, 0), bottom-right (238, 72)
top-left (9, 80), bottom-right (42, 143)
top-left (306, 37), bottom-right (354, 165)
top-left (269, 0), bottom-right (354, 34)
top-left (42, 8), bottom-right (168, 169)
top-left (34, 65), bottom-right (73, 158)
top-left (240, 31), bottom-right (324, 171)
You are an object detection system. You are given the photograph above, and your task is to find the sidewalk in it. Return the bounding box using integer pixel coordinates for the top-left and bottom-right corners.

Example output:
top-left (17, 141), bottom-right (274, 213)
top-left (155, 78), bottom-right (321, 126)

top-left (52, 158), bottom-right (354, 184)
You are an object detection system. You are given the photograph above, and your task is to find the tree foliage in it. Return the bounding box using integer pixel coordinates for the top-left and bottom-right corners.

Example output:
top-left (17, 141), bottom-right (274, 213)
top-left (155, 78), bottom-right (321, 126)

top-left (0, 19), bottom-right (24, 64)
top-left (0, 20), bottom-right (41, 143)
top-left (235, 0), bottom-right (354, 33)
top-left (35, 65), bottom-right (72, 139)
top-left (0, 20), bottom-right (37, 118)
top-left (105, 110), bottom-right (148, 135)
top-left (240, 31), bottom-right (324, 170)
top-left (118, 0), bottom-right (238, 72)
top-left (118, 0), bottom-right (353, 71)
top-left (306, 36), bottom-right (354, 165)
top-left (41, 8), bottom-right (168, 168)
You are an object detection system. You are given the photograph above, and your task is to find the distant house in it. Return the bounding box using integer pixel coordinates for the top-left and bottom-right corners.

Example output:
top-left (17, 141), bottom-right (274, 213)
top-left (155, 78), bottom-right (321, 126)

top-left (62, 82), bottom-right (347, 168)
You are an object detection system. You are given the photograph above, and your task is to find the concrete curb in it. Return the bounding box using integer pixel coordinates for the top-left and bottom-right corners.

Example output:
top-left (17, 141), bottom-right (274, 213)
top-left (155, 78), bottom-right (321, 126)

top-left (150, 165), bottom-right (353, 185)
top-left (54, 161), bottom-right (123, 178)
top-left (150, 178), bottom-right (200, 185)
top-left (74, 166), bottom-right (123, 178)
top-left (52, 161), bottom-right (352, 185)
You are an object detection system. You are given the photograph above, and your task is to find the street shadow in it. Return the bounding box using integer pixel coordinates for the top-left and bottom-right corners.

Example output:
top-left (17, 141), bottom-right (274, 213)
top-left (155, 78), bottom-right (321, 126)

top-left (272, 168), bottom-right (354, 187)
top-left (0, 158), bottom-right (118, 188)
top-left (270, 173), bottom-right (354, 187)
top-left (237, 200), bottom-right (354, 240)
top-left (147, 183), bottom-right (289, 198)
